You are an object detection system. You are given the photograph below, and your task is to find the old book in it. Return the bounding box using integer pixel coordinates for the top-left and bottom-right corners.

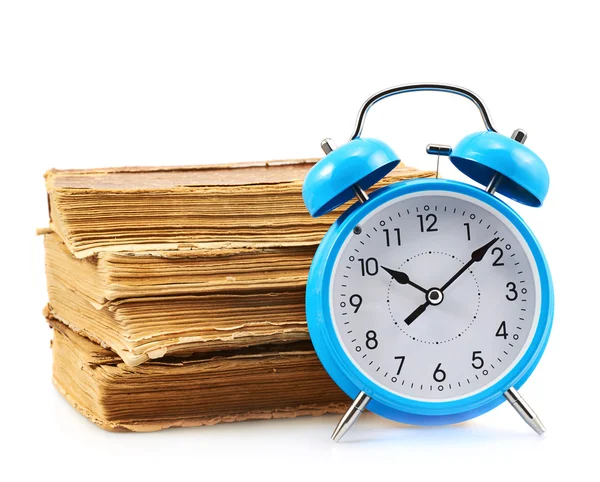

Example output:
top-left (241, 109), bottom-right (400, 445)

top-left (45, 160), bottom-right (435, 258)
top-left (45, 233), bottom-right (311, 365)
top-left (44, 232), bottom-right (315, 304)
top-left (50, 319), bottom-right (348, 432)
top-left (44, 161), bottom-right (434, 366)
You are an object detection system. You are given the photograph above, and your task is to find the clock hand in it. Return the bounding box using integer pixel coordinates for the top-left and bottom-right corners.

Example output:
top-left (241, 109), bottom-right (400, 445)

top-left (403, 237), bottom-right (499, 326)
top-left (383, 265), bottom-right (430, 325)
top-left (440, 237), bottom-right (499, 292)
top-left (382, 266), bottom-right (428, 294)
top-left (404, 300), bottom-right (430, 326)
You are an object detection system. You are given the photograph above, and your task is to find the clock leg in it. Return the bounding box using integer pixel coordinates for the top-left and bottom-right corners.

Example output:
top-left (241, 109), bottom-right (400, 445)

top-left (331, 391), bottom-right (371, 442)
top-left (504, 387), bottom-right (546, 435)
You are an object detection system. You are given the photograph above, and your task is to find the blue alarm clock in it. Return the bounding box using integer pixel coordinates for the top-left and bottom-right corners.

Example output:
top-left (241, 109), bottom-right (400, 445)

top-left (302, 83), bottom-right (553, 441)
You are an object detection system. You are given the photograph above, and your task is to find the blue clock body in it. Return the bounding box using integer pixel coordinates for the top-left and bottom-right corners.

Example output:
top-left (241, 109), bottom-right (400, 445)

top-left (305, 178), bottom-right (553, 425)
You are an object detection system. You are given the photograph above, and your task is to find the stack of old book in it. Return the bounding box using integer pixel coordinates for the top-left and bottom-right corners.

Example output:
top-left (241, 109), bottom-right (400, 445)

top-left (42, 159), bottom-right (433, 431)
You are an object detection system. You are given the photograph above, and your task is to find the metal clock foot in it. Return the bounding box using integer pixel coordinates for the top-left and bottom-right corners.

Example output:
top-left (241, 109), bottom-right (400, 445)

top-left (504, 387), bottom-right (546, 435)
top-left (331, 391), bottom-right (371, 442)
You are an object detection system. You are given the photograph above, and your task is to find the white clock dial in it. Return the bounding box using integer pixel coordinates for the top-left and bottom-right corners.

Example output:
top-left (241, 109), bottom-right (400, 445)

top-left (330, 191), bottom-right (540, 401)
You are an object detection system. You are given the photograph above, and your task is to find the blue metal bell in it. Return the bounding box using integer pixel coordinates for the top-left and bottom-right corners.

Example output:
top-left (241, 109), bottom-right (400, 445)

top-left (450, 131), bottom-right (549, 207)
top-left (302, 138), bottom-right (400, 217)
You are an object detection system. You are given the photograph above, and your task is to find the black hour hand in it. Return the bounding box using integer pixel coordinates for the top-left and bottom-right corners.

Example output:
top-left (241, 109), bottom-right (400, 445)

top-left (382, 266), bottom-right (428, 294)
top-left (404, 300), bottom-right (430, 325)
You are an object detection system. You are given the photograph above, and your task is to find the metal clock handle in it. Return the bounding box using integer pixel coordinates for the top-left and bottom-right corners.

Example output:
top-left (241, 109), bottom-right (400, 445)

top-left (322, 84), bottom-right (506, 204)
top-left (349, 82), bottom-right (498, 141)
top-left (349, 83), bottom-right (530, 198)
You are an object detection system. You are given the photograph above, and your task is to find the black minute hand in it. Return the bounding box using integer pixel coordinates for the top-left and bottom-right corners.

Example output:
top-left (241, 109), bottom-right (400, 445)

top-left (440, 237), bottom-right (499, 292)
top-left (382, 266), bottom-right (428, 294)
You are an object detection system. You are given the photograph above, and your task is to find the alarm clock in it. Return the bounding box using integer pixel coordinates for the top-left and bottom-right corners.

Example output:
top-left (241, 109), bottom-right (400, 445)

top-left (302, 83), bottom-right (553, 442)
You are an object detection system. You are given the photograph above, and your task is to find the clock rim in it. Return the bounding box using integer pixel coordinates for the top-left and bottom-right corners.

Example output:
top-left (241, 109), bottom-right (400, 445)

top-left (306, 178), bottom-right (553, 424)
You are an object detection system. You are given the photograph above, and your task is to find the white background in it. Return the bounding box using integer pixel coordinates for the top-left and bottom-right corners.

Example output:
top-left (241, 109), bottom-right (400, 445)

top-left (1, 1), bottom-right (598, 480)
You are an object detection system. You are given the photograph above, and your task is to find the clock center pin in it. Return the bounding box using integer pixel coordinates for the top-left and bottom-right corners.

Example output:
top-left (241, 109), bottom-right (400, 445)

top-left (427, 288), bottom-right (443, 305)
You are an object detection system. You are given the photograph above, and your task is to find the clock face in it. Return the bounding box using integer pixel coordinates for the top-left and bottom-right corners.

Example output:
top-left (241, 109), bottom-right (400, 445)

top-left (330, 190), bottom-right (540, 402)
